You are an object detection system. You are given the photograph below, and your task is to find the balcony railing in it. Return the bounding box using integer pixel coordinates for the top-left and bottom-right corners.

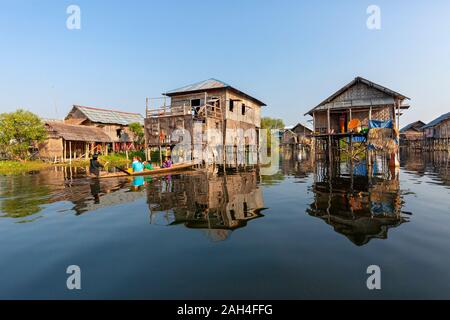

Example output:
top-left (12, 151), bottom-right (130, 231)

top-left (146, 105), bottom-right (192, 118)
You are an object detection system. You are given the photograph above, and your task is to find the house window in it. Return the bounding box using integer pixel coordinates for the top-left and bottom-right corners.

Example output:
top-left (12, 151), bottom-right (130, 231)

top-left (116, 129), bottom-right (123, 138)
top-left (229, 100), bottom-right (234, 112)
top-left (191, 99), bottom-right (201, 107)
top-left (241, 104), bottom-right (246, 115)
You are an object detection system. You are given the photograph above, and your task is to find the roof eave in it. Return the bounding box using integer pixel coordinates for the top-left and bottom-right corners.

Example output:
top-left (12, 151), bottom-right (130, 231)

top-left (163, 86), bottom-right (267, 107)
top-left (305, 77), bottom-right (410, 116)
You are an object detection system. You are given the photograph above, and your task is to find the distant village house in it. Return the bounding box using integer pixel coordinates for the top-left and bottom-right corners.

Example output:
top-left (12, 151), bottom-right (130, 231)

top-left (422, 112), bottom-right (450, 151)
top-left (400, 120), bottom-right (425, 149)
top-left (281, 123), bottom-right (313, 146)
top-left (39, 105), bottom-right (144, 161)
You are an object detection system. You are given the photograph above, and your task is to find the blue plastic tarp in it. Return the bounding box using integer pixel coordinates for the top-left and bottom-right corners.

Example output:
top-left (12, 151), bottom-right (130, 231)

top-left (346, 136), bottom-right (366, 143)
top-left (369, 120), bottom-right (393, 129)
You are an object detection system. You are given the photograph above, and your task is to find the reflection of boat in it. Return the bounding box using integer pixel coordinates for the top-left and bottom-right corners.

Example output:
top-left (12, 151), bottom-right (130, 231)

top-left (90, 162), bottom-right (198, 179)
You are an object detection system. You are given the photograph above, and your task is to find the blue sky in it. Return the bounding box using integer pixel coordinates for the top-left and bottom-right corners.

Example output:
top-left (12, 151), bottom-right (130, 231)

top-left (1, 0), bottom-right (449, 127)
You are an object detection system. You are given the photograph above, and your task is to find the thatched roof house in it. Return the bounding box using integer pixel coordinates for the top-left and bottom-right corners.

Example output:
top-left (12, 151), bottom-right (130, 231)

top-left (305, 76), bottom-right (410, 134)
top-left (39, 121), bottom-right (113, 161)
top-left (46, 121), bottom-right (112, 142)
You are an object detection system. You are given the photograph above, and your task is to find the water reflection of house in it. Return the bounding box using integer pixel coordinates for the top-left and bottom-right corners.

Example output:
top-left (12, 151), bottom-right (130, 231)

top-left (280, 158), bottom-right (312, 181)
top-left (400, 149), bottom-right (450, 186)
top-left (0, 167), bottom-right (135, 219)
top-left (37, 167), bottom-right (136, 214)
top-left (307, 171), bottom-right (407, 246)
top-left (146, 171), bottom-right (265, 241)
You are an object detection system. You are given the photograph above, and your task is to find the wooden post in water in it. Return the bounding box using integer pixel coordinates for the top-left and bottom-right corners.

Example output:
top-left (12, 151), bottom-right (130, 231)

top-left (145, 97), bottom-right (149, 161)
top-left (63, 139), bottom-right (66, 162)
top-left (327, 107), bottom-right (331, 163)
top-left (69, 141), bottom-right (72, 165)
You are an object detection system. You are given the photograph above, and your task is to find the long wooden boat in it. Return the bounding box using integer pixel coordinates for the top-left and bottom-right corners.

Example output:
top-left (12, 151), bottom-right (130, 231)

top-left (89, 162), bottom-right (198, 179)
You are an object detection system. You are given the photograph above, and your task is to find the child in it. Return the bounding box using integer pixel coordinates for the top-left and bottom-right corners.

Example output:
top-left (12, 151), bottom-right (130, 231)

top-left (143, 161), bottom-right (154, 170)
top-left (162, 156), bottom-right (172, 168)
top-left (132, 156), bottom-right (144, 173)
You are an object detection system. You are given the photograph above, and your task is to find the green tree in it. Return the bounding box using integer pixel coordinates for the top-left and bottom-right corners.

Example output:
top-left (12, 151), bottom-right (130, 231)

top-left (0, 109), bottom-right (47, 160)
top-left (260, 117), bottom-right (285, 151)
top-left (261, 117), bottom-right (285, 130)
top-left (128, 122), bottom-right (145, 147)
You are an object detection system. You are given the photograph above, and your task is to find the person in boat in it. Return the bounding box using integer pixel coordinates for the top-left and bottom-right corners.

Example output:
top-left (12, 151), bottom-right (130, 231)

top-left (89, 154), bottom-right (104, 177)
top-left (143, 160), bottom-right (154, 170)
top-left (132, 156), bottom-right (144, 173)
top-left (162, 156), bottom-right (172, 168)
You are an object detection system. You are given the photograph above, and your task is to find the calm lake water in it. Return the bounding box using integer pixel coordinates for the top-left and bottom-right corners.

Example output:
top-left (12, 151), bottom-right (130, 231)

top-left (0, 151), bottom-right (449, 299)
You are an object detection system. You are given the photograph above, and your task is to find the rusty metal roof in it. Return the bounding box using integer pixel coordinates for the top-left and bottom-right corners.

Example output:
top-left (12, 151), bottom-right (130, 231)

top-left (71, 105), bottom-right (144, 126)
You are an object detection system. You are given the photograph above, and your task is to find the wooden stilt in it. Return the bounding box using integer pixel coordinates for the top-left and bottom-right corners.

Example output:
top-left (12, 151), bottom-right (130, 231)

top-left (69, 141), bottom-right (72, 165)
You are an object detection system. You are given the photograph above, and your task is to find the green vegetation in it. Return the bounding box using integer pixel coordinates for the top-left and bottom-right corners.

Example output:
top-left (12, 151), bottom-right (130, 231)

top-left (261, 117), bottom-right (285, 130)
top-left (261, 117), bottom-right (285, 151)
top-left (0, 161), bottom-right (50, 175)
top-left (0, 109), bottom-right (47, 160)
top-left (0, 150), bottom-right (166, 175)
top-left (128, 122), bottom-right (145, 145)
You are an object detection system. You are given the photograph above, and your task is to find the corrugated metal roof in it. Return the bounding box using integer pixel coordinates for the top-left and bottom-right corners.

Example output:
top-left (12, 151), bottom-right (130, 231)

top-left (72, 105), bottom-right (144, 125)
top-left (164, 78), bottom-right (266, 106)
top-left (422, 112), bottom-right (450, 129)
top-left (400, 120), bottom-right (426, 133)
top-left (165, 78), bottom-right (229, 95)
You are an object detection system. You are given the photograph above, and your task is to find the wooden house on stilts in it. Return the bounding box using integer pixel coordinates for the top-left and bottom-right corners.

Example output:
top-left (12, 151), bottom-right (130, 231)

top-left (400, 120), bottom-right (425, 149)
top-left (39, 121), bottom-right (113, 162)
top-left (144, 79), bottom-right (266, 167)
top-left (422, 112), bottom-right (450, 151)
top-left (305, 76), bottom-right (410, 168)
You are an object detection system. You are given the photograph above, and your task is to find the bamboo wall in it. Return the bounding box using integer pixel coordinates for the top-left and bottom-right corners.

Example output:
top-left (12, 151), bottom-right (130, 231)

top-left (314, 105), bottom-right (393, 133)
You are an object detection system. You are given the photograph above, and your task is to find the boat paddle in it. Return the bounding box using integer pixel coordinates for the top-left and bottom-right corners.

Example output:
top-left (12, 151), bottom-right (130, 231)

top-left (115, 166), bottom-right (131, 175)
